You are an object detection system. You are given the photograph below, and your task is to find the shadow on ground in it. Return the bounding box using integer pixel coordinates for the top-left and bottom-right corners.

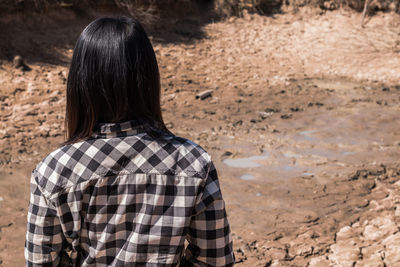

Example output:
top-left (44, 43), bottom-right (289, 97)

top-left (0, 2), bottom-right (219, 65)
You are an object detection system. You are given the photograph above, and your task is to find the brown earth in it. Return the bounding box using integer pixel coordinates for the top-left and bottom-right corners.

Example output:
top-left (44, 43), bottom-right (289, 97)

top-left (1, 8), bottom-right (400, 266)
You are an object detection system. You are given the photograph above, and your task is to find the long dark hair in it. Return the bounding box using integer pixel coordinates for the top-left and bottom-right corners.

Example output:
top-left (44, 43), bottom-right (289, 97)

top-left (66, 16), bottom-right (164, 143)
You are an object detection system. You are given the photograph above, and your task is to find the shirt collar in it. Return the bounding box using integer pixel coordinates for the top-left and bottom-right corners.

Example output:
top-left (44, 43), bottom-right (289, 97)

top-left (92, 119), bottom-right (168, 139)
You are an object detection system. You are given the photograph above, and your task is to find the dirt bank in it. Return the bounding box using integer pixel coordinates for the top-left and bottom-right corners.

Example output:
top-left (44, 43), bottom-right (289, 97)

top-left (1, 9), bottom-right (400, 266)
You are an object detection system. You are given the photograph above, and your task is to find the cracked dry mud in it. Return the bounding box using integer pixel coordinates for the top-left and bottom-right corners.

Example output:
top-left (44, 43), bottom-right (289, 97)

top-left (1, 8), bottom-right (400, 266)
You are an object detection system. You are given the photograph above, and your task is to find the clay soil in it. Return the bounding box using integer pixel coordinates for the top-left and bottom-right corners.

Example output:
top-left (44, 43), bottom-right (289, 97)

top-left (1, 8), bottom-right (400, 266)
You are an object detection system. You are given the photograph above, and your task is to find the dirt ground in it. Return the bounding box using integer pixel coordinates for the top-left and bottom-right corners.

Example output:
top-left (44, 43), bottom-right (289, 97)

top-left (1, 8), bottom-right (400, 266)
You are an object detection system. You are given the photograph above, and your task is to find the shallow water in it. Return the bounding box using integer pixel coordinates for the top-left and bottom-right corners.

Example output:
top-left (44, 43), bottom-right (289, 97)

top-left (221, 79), bottom-right (400, 183)
top-left (240, 174), bottom-right (255, 180)
top-left (223, 153), bottom-right (269, 168)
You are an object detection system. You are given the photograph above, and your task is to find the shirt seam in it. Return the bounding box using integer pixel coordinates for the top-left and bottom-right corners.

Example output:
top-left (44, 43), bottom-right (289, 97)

top-left (33, 168), bottom-right (208, 199)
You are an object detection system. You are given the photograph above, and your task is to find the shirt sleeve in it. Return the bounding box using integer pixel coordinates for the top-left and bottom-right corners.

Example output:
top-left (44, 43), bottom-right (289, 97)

top-left (25, 172), bottom-right (68, 267)
top-left (184, 161), bottom-right (235, 266)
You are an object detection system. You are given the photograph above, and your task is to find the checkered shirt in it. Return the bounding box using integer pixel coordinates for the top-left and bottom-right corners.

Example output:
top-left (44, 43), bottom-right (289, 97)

top-left (25, 120), bottom-right (234, 266)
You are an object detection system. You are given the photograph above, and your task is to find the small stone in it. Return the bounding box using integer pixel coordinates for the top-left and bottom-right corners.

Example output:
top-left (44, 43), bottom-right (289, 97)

top-left (221, 151), bottom-right (232, 157)
top-left (13, 55), bottom-right (31, 70)
top-left (233, 120), bottom-right (243, 127)
top-left (195, 90), bottom-right (213, 100)
top-left (280, 114), bottom-right (292, 119)
top-left (259, 111), bottom-right (273, 119)
top-left (336, 226), bottom-right (355, 241)
top-left (329, 242), bottom-right (359, 266)
top-left (268, 248), bottom-right (286, 260)
top-left (270, 260), bottom-right (282, 267)
top-left (346, 198), bottom-right (369, 208)
top-left (354, 179), bottom-right (376, 194)
top-left (294, 243), bottom-right (313, 257)
top-left (293, 210), bottom-right (319, 223)
top-left (13, 55), bottom-right (23, 68)
top-left (382, 232), bottom-right (400, 264)
top-left (358, 245), bottom-right (385, 267)
top-left (363, 216), bottom-right (397, 241)
top-left (395, 205), bottom-right (400, 217)
top-left (165, 122), bottom-right (174, 129)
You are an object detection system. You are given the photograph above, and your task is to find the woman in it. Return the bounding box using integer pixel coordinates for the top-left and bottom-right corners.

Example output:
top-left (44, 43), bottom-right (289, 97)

top-left (25, 16), bottom-right (234, 266)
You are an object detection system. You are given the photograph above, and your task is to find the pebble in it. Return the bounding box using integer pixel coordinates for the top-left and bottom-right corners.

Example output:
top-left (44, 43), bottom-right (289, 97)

top-left (259, 111), bottom-right (273, 119)
top-left (329, 242), bottom-right (359, 266)
top-left (13, 55), bottom-right (23, 68)
top-left (335, 226), bottom-right (354, 241)
top-left (381, 232), bottom-right (400, 264)
top-left (12, 55), bottom-right (30, 70)
top-left (195, 89), bottom-right (213, 100)
top-left (268, 248), bottom-right (286, 260)
top-left (362, 216), bottom-right (397, 241)
top-left (293, 243), bottom-right (313, 257)
top-left (221, 151), bottom-right (233, 157)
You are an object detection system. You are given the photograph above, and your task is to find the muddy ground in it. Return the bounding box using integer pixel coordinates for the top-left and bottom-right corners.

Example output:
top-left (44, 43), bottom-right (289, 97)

top-left (1, 8), bottom-right (400, 266)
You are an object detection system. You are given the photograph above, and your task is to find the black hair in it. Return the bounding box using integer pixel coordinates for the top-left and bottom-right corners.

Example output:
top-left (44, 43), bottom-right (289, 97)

top-left (65, 16), bottom-right (164, 143)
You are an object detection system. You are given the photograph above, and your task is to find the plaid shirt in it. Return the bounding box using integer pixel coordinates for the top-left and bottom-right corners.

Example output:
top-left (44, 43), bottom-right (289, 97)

top-left (25, 120), bottom-right (234, 266)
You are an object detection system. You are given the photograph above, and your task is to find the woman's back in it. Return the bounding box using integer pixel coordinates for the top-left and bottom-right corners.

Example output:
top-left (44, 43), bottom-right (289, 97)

top-left (26, 120), bottom-right (234, 266)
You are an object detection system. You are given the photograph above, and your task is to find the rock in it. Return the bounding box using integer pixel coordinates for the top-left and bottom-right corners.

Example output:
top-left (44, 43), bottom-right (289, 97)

top-left (359, 244), bottom-right (384, 267)
top-left (12, 88), bottom-right (25, 95)
top-left (233, 120), bottom-right (243, 127)
top-left (368, 165), bottom-right (386, 176)
top-left (221, 151), bottom-right (233, 157)
top-left (293, 243), bottom-right (313, 257)
top-left (363, 216), bottom-right (397, 241)
top-left (335, 226), bottom-right (355, 241)
top-left (259, 111), bottom-right (273, 119)
top-left (382, 232), bottom-right (400, 264)
top-left (281, 210), bottom-right (319, 223)
top-left (290, 107), bottom-right (303, 112)
top-left (349, 169), bottom-right (368, 180)
top-left (369, 189), bottom-right (388, 200)
top-left (280, 114), bottom-right (292, 119)
top-left (329, 242), bottom-right (359, 267)
top-left (195, 90), bottom-right (213, 100)
top-left (354, 179), bottom-right (376, 195)
top-left (270, 260), bottom-right (282, 267)
top-left (268, 248), bottom-right (286, 261)
top-left (395, 205), bottom-right (400, 217)
top-left (13, 55), bottom-right (23, 68)
top-left (346, 197), bottom-right (369, 208)
top-left (13, 55), bottom-right (31, 70)
top-left (308, 256), bottom-right (330, 267)
top-left (355, 259), bottom-right (384, 267)
top-left (264, 108), bottom-right (280, 113)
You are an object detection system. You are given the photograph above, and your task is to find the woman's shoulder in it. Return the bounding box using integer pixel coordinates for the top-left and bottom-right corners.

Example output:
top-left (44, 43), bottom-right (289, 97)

top-left (156, 133), bottom-right (213, 174)
top-left (32, 141), bottom-right (88, 195)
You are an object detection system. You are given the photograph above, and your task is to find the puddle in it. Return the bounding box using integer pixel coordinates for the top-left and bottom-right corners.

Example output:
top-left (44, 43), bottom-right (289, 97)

top-left (283, 152), bottom-right (302, 159)
top-left (281, 165), bottom-right (300, 172)
top-left (298, 130), bottom-right (318, 141)
top-left (240, 174), bottom-right (255, 180)
top-left (342, 151), bottom-right (356, 155)
top-left (223, 153), bottom-right (269, 168)
top-left (221, 103), bottom-right (398, 182)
